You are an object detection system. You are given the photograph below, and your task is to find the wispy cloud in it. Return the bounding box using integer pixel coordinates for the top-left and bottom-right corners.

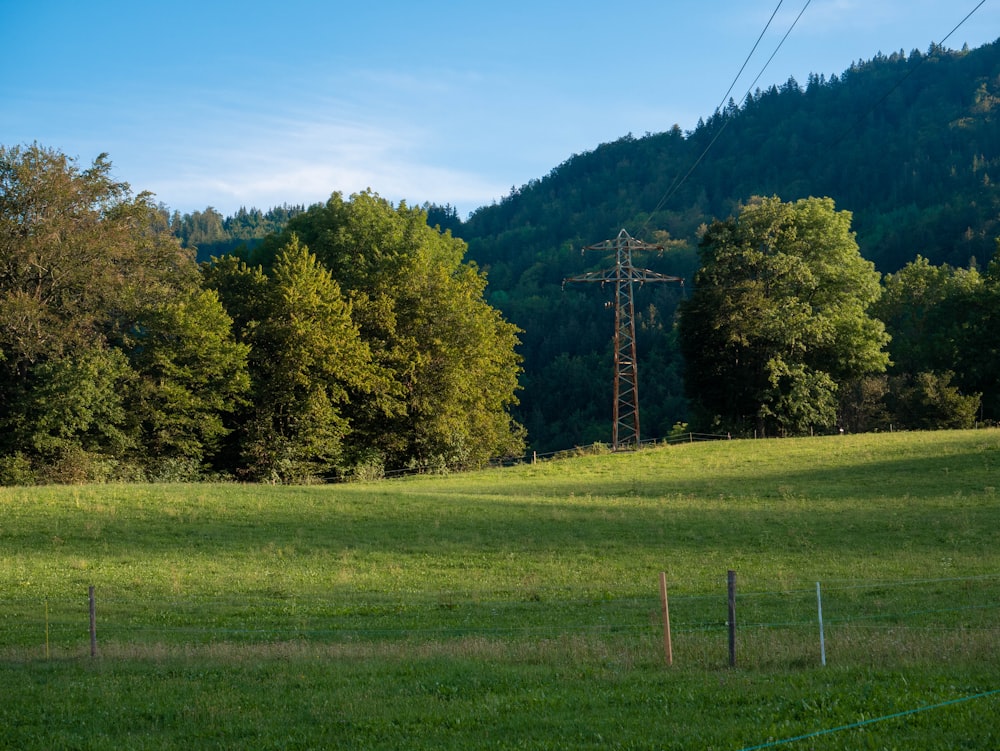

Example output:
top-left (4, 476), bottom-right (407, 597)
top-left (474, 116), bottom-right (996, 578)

top-left (142, 105), bottom-right (505, 215)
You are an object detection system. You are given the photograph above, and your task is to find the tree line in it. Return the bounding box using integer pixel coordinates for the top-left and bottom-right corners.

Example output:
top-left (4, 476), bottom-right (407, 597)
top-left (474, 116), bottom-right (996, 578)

top-left (166, 204), bottom-right (307, 262)
top-left (150, 40), bottom-right (999, 453)
top-left (4, 41), bottom-right (999, 480)
top-left (454, 39), bottom-right (1000, 449)
top-left (678, 196), bottom-right (989, 438)
top-left (0, 144), bottom-right (524, 484)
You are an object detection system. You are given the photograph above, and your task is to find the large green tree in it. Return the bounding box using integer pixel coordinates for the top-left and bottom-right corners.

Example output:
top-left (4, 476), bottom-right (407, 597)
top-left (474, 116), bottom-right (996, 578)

top-left (678, 196), bottom-right (889, 436)
top-left (206, 237), bottom-right (383, 481)
top-left (0, 144), bottom-right (194, 370)
top-left (876, 256), bottom-right (983, 378)
top-left (876, 253), bottom-right (990, 426)
top-left (0, 144), bottom-right (248, 481)
top-left (254, 191), bottom-right (525, 470)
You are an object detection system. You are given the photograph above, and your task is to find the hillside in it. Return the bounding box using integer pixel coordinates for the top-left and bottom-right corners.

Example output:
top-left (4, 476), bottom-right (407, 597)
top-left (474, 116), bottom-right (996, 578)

top-left (451, 40), bottom-right (1000, 450)
top-left (175, 41), bottom-right (1000, 453)
top-left (461, 40), bottom-right (1000, 275)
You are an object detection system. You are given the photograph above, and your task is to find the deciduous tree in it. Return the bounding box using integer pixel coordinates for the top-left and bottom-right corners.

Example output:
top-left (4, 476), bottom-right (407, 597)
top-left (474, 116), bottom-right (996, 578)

top-left (0, 144), bottom-right (246, 480)
top-left (678, 196), bottom-right (889, 436)
top-left (208, 237), bottom-right (380, 481)
top-left (257, 192), bottom-right (525, 469)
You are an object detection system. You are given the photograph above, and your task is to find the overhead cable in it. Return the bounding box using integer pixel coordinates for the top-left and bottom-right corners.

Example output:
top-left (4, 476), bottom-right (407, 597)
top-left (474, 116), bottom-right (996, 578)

top-left (831, 0), bottom-right (989, 146)
top-left (642, 0), bottom-right (812, 230)
top-left (712, 1), bottom-right (786, 117)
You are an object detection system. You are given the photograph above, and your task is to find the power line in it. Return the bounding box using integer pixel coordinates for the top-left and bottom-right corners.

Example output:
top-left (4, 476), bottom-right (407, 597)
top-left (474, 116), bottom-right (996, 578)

top-left (644, 0), bottom-right (813, 227)
top-left (831, 0), bottom-right (989, 147)
top-left (643, 0), bottom-right (988, 229)
top-left (939, 0), bottom-right (989, 48)
top-left (740, 0), bottom-right (814, 100)
top-left (646, 0), bottom-right (788, 224)
top-left (712, 1), bottom-right (786, 119)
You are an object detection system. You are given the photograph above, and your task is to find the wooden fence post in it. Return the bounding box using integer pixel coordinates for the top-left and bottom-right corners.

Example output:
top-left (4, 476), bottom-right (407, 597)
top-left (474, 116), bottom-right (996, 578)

top-left (659, 572), bottom-right (673, 666)
top-left (727, 570), bottom-right (736, 667)
top-left (89, 585), bottom-right (97, 657)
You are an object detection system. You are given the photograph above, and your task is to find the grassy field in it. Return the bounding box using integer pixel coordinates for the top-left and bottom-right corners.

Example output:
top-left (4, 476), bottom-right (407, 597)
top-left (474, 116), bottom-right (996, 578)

top-left (2, 430), bottom-right (999, 749)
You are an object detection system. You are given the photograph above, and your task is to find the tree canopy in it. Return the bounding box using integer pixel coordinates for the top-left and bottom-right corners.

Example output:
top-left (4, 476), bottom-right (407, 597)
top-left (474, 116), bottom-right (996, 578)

top-left (677, 196), bottom-right (889, 436)
top-left (153, 41), bottom-right (1000, 451)
top-left (1, 149), bottom-right (524, 483)
top-left (204, 237), bottom-right (380, 481)
top-left (249, 192), bottom-right (526, 471)
top-left (0, 144), bottom-right (248, 482)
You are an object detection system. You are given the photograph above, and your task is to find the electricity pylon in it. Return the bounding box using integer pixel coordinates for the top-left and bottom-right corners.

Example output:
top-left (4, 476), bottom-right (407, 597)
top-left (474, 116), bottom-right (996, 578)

top-left (563, 229), bottom-right (683, 450)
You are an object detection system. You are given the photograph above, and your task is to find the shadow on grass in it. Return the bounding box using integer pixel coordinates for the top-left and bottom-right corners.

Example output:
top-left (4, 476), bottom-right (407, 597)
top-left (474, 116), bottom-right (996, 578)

top-left (2, 437), bottom-right (998, 565)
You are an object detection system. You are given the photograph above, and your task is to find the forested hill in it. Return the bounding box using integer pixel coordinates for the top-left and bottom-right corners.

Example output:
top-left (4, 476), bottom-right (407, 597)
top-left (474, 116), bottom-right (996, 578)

top-left (170, 40), bottom-right (1000, 453)
top-left (177, 41), bottom-right (1000, 275)
top-left (459, 40), bottom-right (1000, 278)
top-left (435, 40), bottom-right (1000, 452)
top-left (171, 40), bottom-right (1000, 274)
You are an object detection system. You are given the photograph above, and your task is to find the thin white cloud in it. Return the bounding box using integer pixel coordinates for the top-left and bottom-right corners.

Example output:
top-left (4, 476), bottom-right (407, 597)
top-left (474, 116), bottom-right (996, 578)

top-left (141, 107), bottom-right (506, 215)
top-left (773, 0), bottom-right (996, 43)
top-left (784, 0), bottom-right (889, 33)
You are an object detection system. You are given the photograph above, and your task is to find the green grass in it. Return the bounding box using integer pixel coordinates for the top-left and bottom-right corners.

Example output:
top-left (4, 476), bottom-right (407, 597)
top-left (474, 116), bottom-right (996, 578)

top-left (2, 430), bottom-right (999, 749)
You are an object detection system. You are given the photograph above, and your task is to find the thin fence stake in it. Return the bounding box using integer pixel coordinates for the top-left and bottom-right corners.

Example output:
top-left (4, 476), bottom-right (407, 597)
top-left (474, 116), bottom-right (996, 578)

top-left (89, 585), bottom-right (97, 658)
top-left (45, 599), bottom-right (50, 660)
top-left (727, 570), bottom-right (737, 668)
top-left (817, 581), bottom-right (827, 666)
top-left (659, 572), bottom-right (673, 666)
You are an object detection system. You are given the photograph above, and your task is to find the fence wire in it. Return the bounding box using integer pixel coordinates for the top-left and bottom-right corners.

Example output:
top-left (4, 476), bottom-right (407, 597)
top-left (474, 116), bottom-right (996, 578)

top-left (3, 574), bottom-right (998, 666)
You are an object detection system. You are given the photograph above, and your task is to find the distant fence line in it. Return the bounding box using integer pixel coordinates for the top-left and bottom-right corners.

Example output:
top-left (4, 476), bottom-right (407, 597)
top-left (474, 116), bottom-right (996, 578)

top-left (341, 424), bottom-right (1000, 482)
top-left (351, 432), bottom-right (733, 482)
top-left (5, 573), bottom-right (997, 666)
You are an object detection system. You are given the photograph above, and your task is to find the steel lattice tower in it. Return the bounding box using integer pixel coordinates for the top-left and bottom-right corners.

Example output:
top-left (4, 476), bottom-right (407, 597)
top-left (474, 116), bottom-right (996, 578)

top-left (564, 229), bottom-right (683, 449)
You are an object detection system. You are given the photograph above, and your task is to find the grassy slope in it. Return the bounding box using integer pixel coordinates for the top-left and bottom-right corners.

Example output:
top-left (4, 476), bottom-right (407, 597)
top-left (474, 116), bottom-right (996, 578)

top-left (1, 430), bottom-right (999, 749)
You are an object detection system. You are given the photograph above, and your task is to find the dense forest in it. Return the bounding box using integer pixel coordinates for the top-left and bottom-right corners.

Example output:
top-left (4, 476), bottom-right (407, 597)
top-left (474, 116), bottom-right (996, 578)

top-left (167, 205), bottom-right (307, 262)
top-left (3, 39), bottom-right (1000, 483)
top-left (156, 39), bottom-right (1000, 454)
top-left (0, 148), bottom-right (523, 484)
top-left (455, 39), bottom-right (1000, 449)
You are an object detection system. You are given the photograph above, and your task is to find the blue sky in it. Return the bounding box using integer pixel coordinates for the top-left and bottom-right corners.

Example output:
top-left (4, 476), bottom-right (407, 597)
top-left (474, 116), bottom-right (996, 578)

top-left (3, 1), bottom-right (997, 218)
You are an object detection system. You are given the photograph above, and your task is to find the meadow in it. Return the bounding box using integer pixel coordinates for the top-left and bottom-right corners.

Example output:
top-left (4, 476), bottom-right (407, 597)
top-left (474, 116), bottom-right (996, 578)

top-left (1, 430), bottom-right (999, 749)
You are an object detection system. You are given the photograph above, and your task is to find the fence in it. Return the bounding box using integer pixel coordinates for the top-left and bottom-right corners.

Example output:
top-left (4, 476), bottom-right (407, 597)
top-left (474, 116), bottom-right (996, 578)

top-left (4, 573), bottom-right (997, 666)
top-left (360, 432), bottom-right (733, 481)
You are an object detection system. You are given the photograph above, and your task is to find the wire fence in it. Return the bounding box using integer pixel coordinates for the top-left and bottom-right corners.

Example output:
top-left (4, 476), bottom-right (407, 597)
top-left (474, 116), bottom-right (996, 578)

top-left (359, 432), bottom-right (733, 482)
top-left (365, 422), bottom-right (1000, 481)
top-left (4, 573), bottom-right (998, 665)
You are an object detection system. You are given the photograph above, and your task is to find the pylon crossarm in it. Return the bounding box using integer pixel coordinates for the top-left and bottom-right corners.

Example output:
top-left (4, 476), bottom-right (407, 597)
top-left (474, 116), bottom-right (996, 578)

top-left (565, 269), bottom-right (682, 285)
top-left (584, 228), bottom-right (662, 254)
top-left (629, 269), bottom-right (684, 284)
top-left (564, 269), bottom-right (617, 285)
